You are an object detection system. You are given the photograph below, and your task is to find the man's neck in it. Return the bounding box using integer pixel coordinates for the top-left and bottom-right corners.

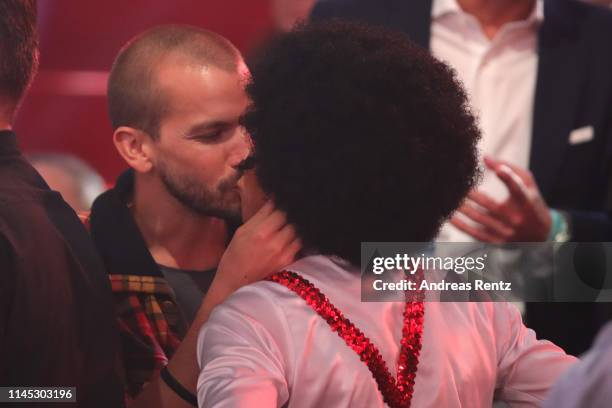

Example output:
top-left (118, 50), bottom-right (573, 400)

top-left (131, 174), bottom-right (228, 272)
top-left (457, 0), bottom-right (536, 39)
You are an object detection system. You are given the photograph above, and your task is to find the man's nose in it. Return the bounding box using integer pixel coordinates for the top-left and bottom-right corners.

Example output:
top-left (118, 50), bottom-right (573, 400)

top-left (229, 127), bottom-right (252, 167)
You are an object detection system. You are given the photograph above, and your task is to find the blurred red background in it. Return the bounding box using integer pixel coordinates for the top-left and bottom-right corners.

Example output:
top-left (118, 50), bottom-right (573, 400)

top-left (15, 0), bottom-right (275, 182)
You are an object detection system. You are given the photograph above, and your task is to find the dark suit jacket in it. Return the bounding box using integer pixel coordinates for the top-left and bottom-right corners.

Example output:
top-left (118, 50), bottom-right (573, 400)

top-left (312, 0), bottom-right (612, 241)
top-left (311, 0), bottom-right (612, 355)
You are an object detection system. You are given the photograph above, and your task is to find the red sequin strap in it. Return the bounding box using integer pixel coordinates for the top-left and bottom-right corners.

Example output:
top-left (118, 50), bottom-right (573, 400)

top-left (267, 270), bottom-right (425, 408)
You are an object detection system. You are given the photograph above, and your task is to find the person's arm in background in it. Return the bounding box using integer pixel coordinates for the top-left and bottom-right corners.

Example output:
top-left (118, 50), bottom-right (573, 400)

top-left (131, 201), bottom-right (301, 408)
top-left (451, 157), bottom-right (553, 243)
top-left (451, 151), bottom-right (612, 243)
top-left (494, 302), bottom-right (578, 406)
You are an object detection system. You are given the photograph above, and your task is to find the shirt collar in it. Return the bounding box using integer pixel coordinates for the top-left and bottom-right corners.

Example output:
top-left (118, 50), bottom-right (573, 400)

top-left (89, 169), bottom-right (164, 278)
top-left (432, 0), bottom-right (462, 19)
top-left (432, 0), bottom-right (544, 24)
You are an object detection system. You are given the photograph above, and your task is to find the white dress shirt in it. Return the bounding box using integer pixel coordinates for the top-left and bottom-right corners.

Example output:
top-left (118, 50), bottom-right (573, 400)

top-left (433, 0), bottom-right (544, 242)
top-left (197, 255), bottom-right (576, 407)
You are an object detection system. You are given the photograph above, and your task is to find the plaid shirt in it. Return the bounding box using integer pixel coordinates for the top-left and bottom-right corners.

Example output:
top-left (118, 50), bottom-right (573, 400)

top-left (83, 171), bottom-right (183, 403)
top-left (109, 275), bottom-right (182, 398)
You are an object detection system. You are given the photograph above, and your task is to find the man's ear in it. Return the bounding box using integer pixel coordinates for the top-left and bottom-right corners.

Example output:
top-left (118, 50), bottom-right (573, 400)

top-left (113, 126), bottom-right (154, 173)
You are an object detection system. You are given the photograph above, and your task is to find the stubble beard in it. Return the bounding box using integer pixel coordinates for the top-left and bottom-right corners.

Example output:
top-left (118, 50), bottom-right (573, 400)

top-left (157, 163), bottom-right (242, 224)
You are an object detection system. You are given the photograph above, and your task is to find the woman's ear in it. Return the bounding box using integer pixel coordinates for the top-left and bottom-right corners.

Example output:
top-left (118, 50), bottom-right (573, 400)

top-left (113, 126), bottom-right (154, 173)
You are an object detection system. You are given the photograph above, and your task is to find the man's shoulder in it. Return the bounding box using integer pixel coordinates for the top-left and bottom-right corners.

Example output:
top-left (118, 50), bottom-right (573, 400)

top-left (214, 256), bottom-right (354, 316)
top-left (204, 279), bottom-right (302, 339)
top-left (217, 280), bottom-right (293, 313)
top-left (0, 184), bottom-right (90, 246)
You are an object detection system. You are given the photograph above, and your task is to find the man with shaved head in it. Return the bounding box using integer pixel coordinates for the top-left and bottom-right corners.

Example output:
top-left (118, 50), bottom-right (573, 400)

top-left (107, 25), bottom-right (249, 221)
top-left (88, 25), bottom-right (300, 407)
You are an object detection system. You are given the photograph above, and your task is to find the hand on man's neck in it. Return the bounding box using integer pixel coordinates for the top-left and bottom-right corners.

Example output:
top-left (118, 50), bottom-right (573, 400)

top-left (457, 0), bottom-right (536, 40)
top-left (131, 174), bottom-right (229, 272)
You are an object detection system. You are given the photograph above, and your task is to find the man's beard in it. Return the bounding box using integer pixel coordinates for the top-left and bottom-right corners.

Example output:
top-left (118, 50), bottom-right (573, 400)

top-left (157, 162), bottom-right (242, 224)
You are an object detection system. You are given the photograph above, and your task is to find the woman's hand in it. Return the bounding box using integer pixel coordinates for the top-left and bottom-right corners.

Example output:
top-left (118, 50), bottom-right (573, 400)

top-left (214, 200), bottom-right (302, 294)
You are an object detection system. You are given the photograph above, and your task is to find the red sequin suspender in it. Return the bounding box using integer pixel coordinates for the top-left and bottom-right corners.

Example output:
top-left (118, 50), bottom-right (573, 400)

top-left (267, 270), bottom-right (425, 408)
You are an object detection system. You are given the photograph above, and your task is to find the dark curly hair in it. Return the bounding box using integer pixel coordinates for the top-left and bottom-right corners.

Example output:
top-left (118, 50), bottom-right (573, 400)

top-left (243, 21), bottom-right (480, 266)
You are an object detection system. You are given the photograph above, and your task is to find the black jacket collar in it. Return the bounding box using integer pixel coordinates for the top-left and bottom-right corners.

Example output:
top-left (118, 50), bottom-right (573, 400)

top-left (89, 169), bottom-right (163, 277)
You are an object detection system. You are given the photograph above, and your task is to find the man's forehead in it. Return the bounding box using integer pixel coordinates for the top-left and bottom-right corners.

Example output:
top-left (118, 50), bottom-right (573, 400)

top-left (155, 61), bottom-right (246, 107)
top-left (155, 64), bottom-right (247, 131)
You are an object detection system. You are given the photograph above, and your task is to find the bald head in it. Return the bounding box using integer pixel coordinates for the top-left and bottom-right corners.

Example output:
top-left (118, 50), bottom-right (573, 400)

top-left (107, 25), bottom-right (241, 138)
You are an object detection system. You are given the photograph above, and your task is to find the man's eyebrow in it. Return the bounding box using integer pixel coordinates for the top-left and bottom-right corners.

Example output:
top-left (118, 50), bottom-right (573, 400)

top-left (185, 120), bottom-right (230, 136)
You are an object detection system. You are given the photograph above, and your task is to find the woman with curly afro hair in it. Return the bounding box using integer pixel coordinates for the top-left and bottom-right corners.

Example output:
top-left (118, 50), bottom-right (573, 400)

top-left (197, 21), bottom-right (575, 408)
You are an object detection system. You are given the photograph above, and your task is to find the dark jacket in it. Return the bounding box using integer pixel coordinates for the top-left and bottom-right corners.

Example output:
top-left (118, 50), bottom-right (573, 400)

top-left (0, 130), bottom-right (124, 407)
